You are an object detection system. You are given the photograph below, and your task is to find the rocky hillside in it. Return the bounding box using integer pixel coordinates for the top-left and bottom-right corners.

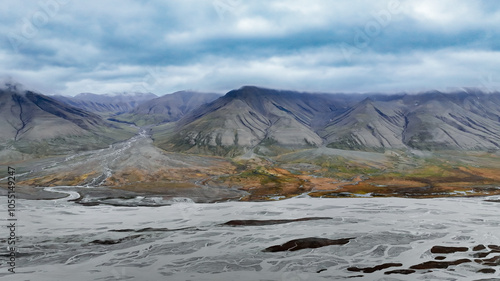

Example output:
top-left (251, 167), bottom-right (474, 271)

top-left (321, 91), bottom-right (500, 151)
top-left (159, 87), bottom-right (500, 155)
top-left (4, 83), bottom-right (500, 158)
top-left (160, 86), bottom-right (362, 156)
top-left (0, 85), bottom-right (134, 156)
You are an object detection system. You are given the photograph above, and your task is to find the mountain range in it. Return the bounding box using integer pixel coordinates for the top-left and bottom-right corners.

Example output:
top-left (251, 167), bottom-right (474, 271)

top-left (116, 91), bottom-right (221, 126)
top-left (162, 86), bottom-right (500, 155)
top-left (320, 90), bottom-right (500, 151)
top-left (2, 83), bottom-right (500, 158)
top-left (52, 92), bottom-right (158, 114)
top-left (0, 84), bottom-right (134, 157)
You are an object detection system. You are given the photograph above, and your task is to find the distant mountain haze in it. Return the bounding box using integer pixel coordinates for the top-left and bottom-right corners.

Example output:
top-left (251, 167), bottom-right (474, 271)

top-left (52, 92), bottom-right (158, 114)
top-left (122, 91), bottom-right (222, 126)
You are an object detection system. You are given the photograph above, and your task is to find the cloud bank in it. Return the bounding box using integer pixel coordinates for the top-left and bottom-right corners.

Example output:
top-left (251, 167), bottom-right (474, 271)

top-left (1, 0), bottom-right (499, 95)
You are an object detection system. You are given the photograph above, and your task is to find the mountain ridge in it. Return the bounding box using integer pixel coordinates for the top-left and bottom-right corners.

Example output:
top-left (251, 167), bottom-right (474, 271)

top-left (4, 84), bottom-right (500, 201)
top-left (52, 92), bottom-right (158, 114)
top-left (0, 86), bottom-right (134, 156)
top-left (161, 86), bottom-right (354, 156)
top-left (157, 86), bottom-right (500, 156)
top-left (120, 91), bottom-right (222, 126)
top-left (4, 83), bottom-right (500, 157)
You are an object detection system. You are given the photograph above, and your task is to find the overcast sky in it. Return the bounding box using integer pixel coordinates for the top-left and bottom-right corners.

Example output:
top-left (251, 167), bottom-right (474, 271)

top-left (1, 0), bottom-right (499, 96)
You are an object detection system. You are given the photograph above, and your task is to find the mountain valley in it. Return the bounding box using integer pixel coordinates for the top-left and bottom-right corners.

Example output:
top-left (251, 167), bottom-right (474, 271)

top-left (2, 84), bottom-right (500, 201)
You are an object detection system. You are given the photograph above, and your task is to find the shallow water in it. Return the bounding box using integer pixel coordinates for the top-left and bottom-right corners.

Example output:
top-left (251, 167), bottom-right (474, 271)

top-left (2, 194), bottom-right (500, 281)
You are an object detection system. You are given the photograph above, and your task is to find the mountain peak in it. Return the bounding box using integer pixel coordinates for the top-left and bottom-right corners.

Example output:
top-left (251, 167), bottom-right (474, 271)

top-left (226, 86), bottom-right (267, 98)
top-left (0, 88), bottom-right (130, 150)
top-left (225, 86), bottom-right (304, 102)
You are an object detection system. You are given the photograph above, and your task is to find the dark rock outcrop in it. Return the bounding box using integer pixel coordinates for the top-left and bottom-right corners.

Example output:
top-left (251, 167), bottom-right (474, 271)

top-left (263, 237), bottom-right (354, 252)
top-left (384, 269), bottom-right (416, 275)
top-left (222, 217), bottom-right (332, 226)
top-left (430, 246), bottom-right (468, 254)
top-left (347, 263), bottom-right (403, 273)
top-left (409, 259), bottom-right (471, 270)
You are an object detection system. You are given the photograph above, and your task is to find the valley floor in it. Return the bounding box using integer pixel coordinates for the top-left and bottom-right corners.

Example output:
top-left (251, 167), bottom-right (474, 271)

top-left (2, 128), bottom-right (500, 203)
top-left (2, 129), bottom-right (500, 281)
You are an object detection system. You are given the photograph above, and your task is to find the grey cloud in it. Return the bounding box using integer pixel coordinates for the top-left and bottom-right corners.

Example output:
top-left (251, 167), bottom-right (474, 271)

top-left (1, 0), bottom-right (499, 95)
